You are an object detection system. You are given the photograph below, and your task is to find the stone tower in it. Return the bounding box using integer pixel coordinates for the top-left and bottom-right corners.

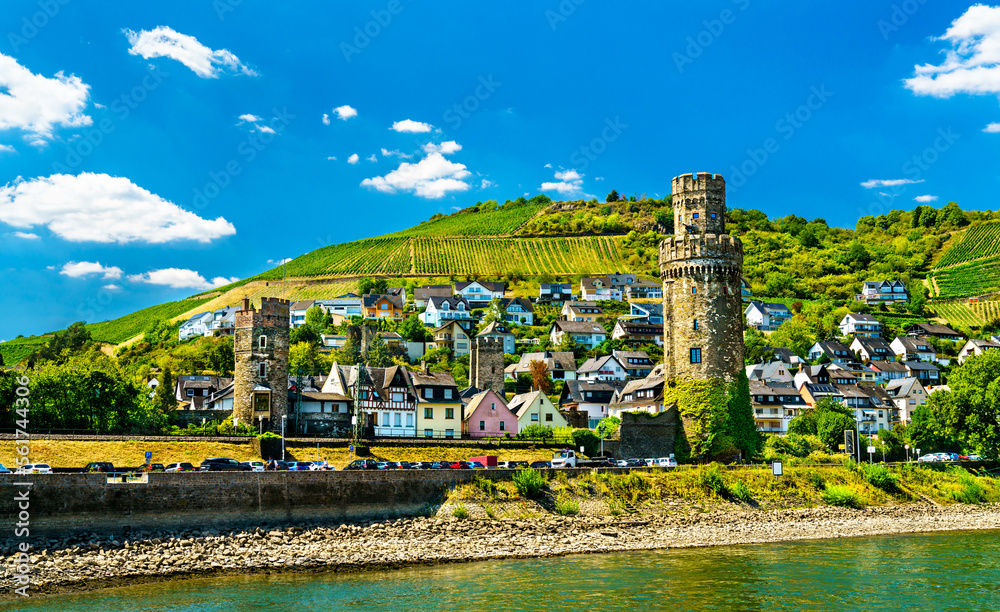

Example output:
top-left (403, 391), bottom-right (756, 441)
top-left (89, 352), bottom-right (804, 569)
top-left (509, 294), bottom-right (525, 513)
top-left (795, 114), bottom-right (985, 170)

top-left (470, 336), bottom-right (505, 395)
top-left (233, 297), bottom-right (290, 432)
top-left (660, 173), bottom-right (744, 381)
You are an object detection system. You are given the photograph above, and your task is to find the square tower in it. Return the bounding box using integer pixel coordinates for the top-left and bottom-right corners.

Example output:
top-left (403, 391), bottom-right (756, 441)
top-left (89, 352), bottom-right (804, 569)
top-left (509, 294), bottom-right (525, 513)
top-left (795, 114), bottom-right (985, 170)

top-left (470, 336), bottom-right (505, 395)
top-left (233, 297), bottom-right (290, 432)
top-left (672, 173), bottom-right (726, 236)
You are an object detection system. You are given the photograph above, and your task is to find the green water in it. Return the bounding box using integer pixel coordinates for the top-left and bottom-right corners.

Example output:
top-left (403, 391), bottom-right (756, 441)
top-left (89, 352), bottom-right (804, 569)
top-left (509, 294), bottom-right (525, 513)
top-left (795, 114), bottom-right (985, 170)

top-left (7, 530), bottom-right (1000, 611)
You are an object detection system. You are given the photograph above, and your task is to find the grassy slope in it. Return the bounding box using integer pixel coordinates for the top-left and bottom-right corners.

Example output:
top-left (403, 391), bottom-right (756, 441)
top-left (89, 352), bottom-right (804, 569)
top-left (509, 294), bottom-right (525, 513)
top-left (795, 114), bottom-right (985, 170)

top-left (931, 221), bottom-right (1000, 298)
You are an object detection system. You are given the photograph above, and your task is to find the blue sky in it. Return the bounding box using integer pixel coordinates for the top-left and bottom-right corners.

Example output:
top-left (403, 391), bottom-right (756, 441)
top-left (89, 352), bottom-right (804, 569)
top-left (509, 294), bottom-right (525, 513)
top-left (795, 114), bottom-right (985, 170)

top-left (1, 1), bottom-right (998, 339)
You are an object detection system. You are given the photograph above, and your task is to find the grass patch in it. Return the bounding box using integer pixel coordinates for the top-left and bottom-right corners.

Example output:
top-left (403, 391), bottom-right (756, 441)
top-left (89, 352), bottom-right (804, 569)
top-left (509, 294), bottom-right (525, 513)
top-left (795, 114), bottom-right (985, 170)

top-left (822, 485), bottom-right (866, 509)
top-left (452, 503), bottom-right (469, 519)
top-left (513, 468), bottom-right (548, 499)
top-left (730, 480), bottom-right (754, 504)
top-left (858, 463), bottom-right (899, 493)
top-left (554, 498), bottom-right (580, 516)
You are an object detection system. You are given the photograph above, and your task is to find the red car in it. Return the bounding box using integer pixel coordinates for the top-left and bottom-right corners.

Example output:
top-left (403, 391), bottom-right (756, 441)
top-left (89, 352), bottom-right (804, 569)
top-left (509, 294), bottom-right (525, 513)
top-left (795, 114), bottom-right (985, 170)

top-left (448, 461), bottom-right (472, 469)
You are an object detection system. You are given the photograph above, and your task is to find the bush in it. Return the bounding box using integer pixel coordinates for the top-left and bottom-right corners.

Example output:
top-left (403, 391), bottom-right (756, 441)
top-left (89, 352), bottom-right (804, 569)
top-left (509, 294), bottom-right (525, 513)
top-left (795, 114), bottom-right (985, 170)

top-left (822, 485), bottom-right (865, 509)
top-left (951, 469), bottom-right (987, 504)
top-left (452, 503), bottom-right (469, 519)
top-left (257, 432), bottom-right (282, 441)
top-left (513, 468), bottom-right (547, 499)
top-left (730, 480), bottom-right (754, 504)
top-left (699, 464), bottom-right (729, 498)
top-left (806, 470), bottom-right (825, 490)
top-left (859, 463), bottom-right (898, 493)
top-left (555, 498), bottom-right (580, 516)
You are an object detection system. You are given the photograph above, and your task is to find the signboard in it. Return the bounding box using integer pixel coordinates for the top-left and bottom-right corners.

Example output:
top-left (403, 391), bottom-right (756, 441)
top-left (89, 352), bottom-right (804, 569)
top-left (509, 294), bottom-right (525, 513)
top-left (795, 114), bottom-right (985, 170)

top-left (838, 444), bottom-right (845, 450)
top-left (867, 446), bottom-right (876, 454)
top-left (144, 451), bottom-right (152, 462)
top-left (772, 461), bottom-right (783, 477)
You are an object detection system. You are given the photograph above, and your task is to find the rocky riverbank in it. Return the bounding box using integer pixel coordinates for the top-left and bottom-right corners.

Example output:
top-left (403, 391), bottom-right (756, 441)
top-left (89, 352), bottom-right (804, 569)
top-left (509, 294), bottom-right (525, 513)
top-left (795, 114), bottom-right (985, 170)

top-left (5, 503), bottom-right (1000, 598)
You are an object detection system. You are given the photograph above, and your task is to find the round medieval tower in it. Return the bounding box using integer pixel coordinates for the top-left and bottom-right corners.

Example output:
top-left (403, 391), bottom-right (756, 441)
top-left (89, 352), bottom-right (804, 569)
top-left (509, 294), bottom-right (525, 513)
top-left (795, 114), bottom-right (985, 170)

top-left (660, 173), bottom-right (744, 381)
top-left (233, 297), bottom-right (290, 432)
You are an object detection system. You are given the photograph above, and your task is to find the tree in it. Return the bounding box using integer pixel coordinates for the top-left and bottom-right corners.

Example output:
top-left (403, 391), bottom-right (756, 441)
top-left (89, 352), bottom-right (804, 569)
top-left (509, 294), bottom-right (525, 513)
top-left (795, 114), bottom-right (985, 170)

top-left (798, 225), bottom-right (820, 248)
top-left (769, 318), bottom-right (814, 357)
top-left (932, 350), bottom-right (1000, 458)
top-left (399, 314), bottom-right (431, 342)
top-left (528, 360), bottom-right (552, 394)
top-left (606, 189), bottom-right (620, 202)
top-left (358, 278), bottom-right (389, 296)
top-left (289, 342), bottom-right (329, 376)
top-left (304, 304), bottom-right (327, 329)
top-left (596, 416), bottom-right (620, 439)
top-left (478, 299), bottom-right (505, 330)
top-left (153, 367), bottom-right (176, 414)
top-left (364, 333), bottom-right (393, 367)
top-left (788, 398), bottom-right (856, 451)
top-left (743, 327), bottom-right (773, 365)
top-left (208, 336), bottom-right (234, 377)
top-left (143, 319), bottom-right (174, 344)
top-left (290, 324), bottom-right (321, 346)
top-left (725, 372), bottom-right (763, 460)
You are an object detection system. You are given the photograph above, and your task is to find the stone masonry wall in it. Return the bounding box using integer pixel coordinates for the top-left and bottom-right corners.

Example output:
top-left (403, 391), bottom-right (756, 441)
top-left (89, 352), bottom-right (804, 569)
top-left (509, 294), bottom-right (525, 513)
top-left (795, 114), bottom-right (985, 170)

top-left (618, 409), bottom-right (679, 459)
top-left (471, 337), bottom-right (505, 395)
top-left (234, 297), bottom-right (290, 431)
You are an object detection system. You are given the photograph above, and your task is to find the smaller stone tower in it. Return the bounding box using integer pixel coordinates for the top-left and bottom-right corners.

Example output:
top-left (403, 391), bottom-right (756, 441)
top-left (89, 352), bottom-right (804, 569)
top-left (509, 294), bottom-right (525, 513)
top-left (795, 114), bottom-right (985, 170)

top-left (470, 336), bottom-right (505, 395)
top-left (233, 297), bottom-right (290, 432)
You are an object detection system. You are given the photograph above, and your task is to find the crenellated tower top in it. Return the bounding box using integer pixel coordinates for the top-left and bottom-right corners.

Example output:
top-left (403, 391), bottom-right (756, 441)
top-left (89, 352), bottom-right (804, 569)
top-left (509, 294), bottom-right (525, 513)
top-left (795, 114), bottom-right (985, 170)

top-left (672, 172), bottom-right (726, 236)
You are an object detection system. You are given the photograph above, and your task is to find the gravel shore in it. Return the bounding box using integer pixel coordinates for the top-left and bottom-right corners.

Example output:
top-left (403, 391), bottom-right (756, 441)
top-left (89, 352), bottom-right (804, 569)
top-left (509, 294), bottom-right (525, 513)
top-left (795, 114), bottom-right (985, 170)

top-left (4, 502), bottom-right (1000, 598)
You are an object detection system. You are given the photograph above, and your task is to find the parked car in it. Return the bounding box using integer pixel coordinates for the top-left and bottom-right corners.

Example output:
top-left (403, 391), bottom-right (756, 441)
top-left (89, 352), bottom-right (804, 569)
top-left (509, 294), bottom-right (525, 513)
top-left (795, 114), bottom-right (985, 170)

top-left (142, 463), bottom-right (165, 472)
top-left (310, 461), bottom-right (334, 471)
top-left (343, 459), bottom-right (380, 470)
top-left (945, 453), bottom-right (961, 462)
top-left (592, 457), bottom-right (617, 467)
top-left (164, 462), bottom-right (196, 472)
top-left (968, 454), bottom-right (983, 461)
top-left (0, 464), bottom-right (11, 474)
top-left (624, 459), bottom-right (644, 468)
top-left (615, 459), bottom-right (629, 468)
top-left (642, 458), bottom-right (657, 466)
top-left (656, 457), bottom-right (678, 468)
top-left (241, 461), bottom-right (265, 472)
top-left (18, 464), bottom-right (53, 474)
top-left (428, 461), bottom-right (451, 469)
top-left (917, 454), bottom-right (938, 462)
top-left (199, 458), bottom-right (251, 471)
top-left (448, 461), bottom-right (473, 469)
top-left (529, 460), bottom-right (551, 469)
top-left (286, 462), bottom-right (315, 471)
top-left (85, 462), bottom-right (115, 473)
top-left (470, 461), bottom-right (487, 469)
top-left (498, 461), bottom-right (530, 469)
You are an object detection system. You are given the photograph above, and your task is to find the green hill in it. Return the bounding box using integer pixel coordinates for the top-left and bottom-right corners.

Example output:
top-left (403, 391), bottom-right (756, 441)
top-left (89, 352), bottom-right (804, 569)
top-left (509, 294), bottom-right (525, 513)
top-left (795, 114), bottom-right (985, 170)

top-left (930, 221), bottom-right (1000, 299)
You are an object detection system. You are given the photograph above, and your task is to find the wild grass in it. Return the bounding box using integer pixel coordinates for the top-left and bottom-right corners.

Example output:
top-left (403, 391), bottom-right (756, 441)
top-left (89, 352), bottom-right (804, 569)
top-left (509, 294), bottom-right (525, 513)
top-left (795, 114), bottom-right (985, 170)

top-left (513, 468), bottom-right (548, 499)
top-left (452, 503), bottom-right (469, 519)
top-left (822, 485), bottom-right (866, 509)
top-left (554, 497), bottom-right (580, 516)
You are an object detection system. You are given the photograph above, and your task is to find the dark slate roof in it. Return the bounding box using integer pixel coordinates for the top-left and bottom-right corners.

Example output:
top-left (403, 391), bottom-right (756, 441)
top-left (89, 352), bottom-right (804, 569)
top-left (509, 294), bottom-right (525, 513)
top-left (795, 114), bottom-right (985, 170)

top-left (553, 320), bottom-right (606, 334)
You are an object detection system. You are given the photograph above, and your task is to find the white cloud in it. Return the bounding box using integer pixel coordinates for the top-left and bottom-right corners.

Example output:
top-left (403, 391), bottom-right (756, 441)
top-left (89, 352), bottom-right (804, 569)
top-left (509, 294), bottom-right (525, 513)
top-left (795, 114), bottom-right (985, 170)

top-left (0, 172), bottom-right (236, 244)
top-left (985, 122), bottom-right (1000, 133)
top-left (480, 179), bottom-right (494, 189)
top-left (366, 153), bottom-right (378, 162)
top-left (124, 26), bottom-right (256, 78)
top-left (361, 152), bottom-right (471, 199)
top-left (860, 178), bottom-right (924, 189)
top-left (326, 156), bottom-right (337, 161)
top-left (0, 53), bottom-right (92, 142)
top-left (391, 119), bottom-right (433, 133)
top-left (595, 176), bottom-right (604, 181)
top-left (914, 195), bottom-right (939, 202)
top-left (238, 113), bottom-right (262, 123)
top-left (60, 261), bottom-right (123, 280)
top-left (347, 153), bottom-right (359, 164)
top-left (128, 268), bottom-right (238, 290)
top-left (381, 148), bottom-right (413, 159)
top-left (541, 168), bottom-right (587, 197)
top-left (334, 105), bottom-right (357, 120)
top-left (422, 141), bottom-right (462, 155)
top-left (543, 163), bottom-right (552, 169)
top-left (13, 231), bottom-right (37, 239)
top-left (102, 284), bottom-right (120, 291)
top-left (268, 257), bottom-right (293, 265)
top-left (255, 125), bottom-right (276, 134)
top-left (0, 144), bottom-right (15, 154)
top-left (322, 114), bottom-right (330, 125)
top-left (905, 5), bottom-right (1000, 97)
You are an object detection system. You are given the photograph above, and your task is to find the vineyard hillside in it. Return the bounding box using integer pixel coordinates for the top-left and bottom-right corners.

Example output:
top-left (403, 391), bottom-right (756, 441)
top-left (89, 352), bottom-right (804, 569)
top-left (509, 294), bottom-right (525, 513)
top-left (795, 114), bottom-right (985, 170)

top-left (930, 222), bottom-right (1000, 299)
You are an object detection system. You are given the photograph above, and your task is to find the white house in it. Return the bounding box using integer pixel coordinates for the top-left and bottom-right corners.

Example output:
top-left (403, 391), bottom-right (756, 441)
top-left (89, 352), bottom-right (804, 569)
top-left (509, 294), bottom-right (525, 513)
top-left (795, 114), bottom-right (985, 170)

top-left (539, 283), bottom-right (573, 302)
top-left (580, 277), bottom-right (621, 301)
top-left (562, 301), bottom-right (603, 322)
top-left (958, 339), bottom-right (1000, 364)
top-left (454, 281), bottom-right (505, 306)
top-left (625, 280), bottom-right (662, 300)
top-left (507, 391), bottom-right (569, 432)
top-left (859, 280), bottom-right (908, 305)
top-left (477, 321), bottom-right (516, 354)
top-left (745, 361), bottom-right (794, 384)
top-left (890, 336), bottom-right (936, 362)
top-left (319, 294), bottom-right (363, 320)
top-left (808, 341), bottom-right (854, 363)
top-left (178, 312), bottom-right (214, 341)
top-left (550, 320), bottom-right (607, 349)
top-left (561, 380), bottom-right (627, 428)
top-left (743, 301), bottom-right (792, 331)
top-left (422, 296), bottom-right (474, 328)
top-left (839, 313), bottom-right (882, 338)
top-left (497, 298), bottom-right (534, 326)
top-left (885, 377), bottom-right (927, 423)
top-left (849, 336), bottom-right (894, 362)
top-left (577, 354), bottom-right (627, 382)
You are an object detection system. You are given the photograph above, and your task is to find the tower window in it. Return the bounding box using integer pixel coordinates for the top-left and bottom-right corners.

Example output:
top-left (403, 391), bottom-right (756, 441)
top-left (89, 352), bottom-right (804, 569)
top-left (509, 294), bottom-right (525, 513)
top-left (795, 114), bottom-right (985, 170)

top-left (723, 286), bottom-right (729, 295)
top-left (692, 213), bottom-right (699, 219)
top-left (259, 335), bottom-right (267, 349)
top-left (258, 362), bottom-right (267, 377)
top-left (693, 319), bottom-right (699, 331)
top-left (691, 287), bottom-right (697, 294)
top-left (711, 213), bottom-right (717, 219)
top-left (690, 348), bottom-right (702, 364)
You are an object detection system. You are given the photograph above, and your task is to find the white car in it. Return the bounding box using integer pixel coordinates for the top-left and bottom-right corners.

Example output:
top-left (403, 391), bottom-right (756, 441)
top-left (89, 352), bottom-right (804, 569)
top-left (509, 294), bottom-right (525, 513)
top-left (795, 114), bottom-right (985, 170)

top-left (656, 457), bottom-right (678, 468)
top-left (241, 461), bottom-right (265, 472)
top-left (18, 463), bottom-right (53, 474)
top-left (310, 461), bottom-right (334, 471)
top-left (615, 459), bottom-right (628, 468)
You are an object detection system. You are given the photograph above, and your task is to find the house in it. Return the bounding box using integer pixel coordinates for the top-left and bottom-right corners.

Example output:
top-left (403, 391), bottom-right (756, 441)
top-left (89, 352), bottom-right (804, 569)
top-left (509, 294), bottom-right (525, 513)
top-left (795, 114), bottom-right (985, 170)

top-left (839, 313), bottom-right (882, 338)
top-left (461, 389), bottom-right (518, 438)
top-left (890, 336), bottom-right (936, 362)
top-left (321, 293), bottom-right (364, 320)
top-left (343, 364), bottom-right (417, 437)
top-left (178, 312), bottom-right (214, 341)
top-left (743, 301), bottom-right (792, 331)
top-left (289, 301), bottom-right (316, 328)
top-left (793, 365), bottom-right (831, 389)
top-left (508, 390), bottom-right (569, 432)
top-left (539, 283), bottom-right (573, 303)
top-left (508, 351), bottom-right (578, 380)
top-left (799, 383), bottom-right (844, 407)
top-left (577, 354), bottom-right (628, 382)
top-left (611, 320), bottom-right (663, 347)
top-left (561, 301), bottom-right (603, 322)
top-left (769, 347), bottom-right (807, 366)
top-left (432, 321), bottom-right (472, 357)
top-left (625, 280), bottom-right (662, 300)
top-left (411, 364), bottom-right (461, 439)
top-left (422, 296), bottom-right (474, 328)
top-left (454, 281), bottom-right (505, 307)
top-left (477, 321), bottom-right (516, 354)
top-left (808, 341), bottom-right (854, 363)
top-left (560, 380), bottom-right (627, 428)
top-left (828, 361), bottom-right (877, 383)
top-left (613, 350), bottom-right (655, 379)
top-left (907, 323), bottom-right (963, 341)
top-left (859, 280), bottom-right (908, 305)
top-left (607, 273), bottom-right (638, 291)
top-left (904, 360), bottom-right (941, 383)
top-left (609, 367), bottom-right (665, 418)
top-left (497, 297), bottom-right (535, 326)
top-left (958, 338), bottom-right (1000, 364)
top-left (628, 302), bottom-right (664, 325)
top-left (745, 361), bottom-right (794, 384)
top-left (387, 286), bottom-right (407, 306)
top-left (203, 382), bottom-right (234, 411)
top-left (849, 336), bottom-right (894, 362)
top-left (869, 361), bottom-right (908, 383)
top-left (993, 334), bottom-right (1000, 345)
top-left (750, 381), bottom-right (806, 434)
top-left (885, 377), bottom-right (927, 423)
top-left (551, 320), bottom-right (608, 349)
top-left (208, 307), bottom-right (239, 336)
top-left (740, 277), bottom-right (753, 301)
top-left (291, 390), bottom-right (351, 436)
top-left (827, 367), bottom-right (858, 387)
top-left (414, 285), bottom-right (453, 308)
top-left (580, 277), bottom-right (621, 301)
top-left (175, 375), bottom-right (232, 410)
top-left (363, 294), bottom-right (405, 321)
top-left (837, 384), bottom-right (890, 435)
top-left (859, 383), bottom-right (899, 428)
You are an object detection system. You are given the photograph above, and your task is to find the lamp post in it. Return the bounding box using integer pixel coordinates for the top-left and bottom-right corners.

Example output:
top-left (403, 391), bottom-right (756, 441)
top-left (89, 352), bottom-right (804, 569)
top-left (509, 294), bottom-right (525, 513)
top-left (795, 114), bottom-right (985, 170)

top-left (202, 417), bottom-right (206, 436)
top-left (281, 415), bottom-right (287, 461)
top-left (905, 444), bottom-right (910, 462)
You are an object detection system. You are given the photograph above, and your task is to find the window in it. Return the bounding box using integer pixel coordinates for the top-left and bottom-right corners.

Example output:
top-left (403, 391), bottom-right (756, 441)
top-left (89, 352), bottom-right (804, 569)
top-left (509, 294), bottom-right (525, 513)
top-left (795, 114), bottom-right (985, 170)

top-left (445, 429), bottom-right (454, 439)
top-left (711, 212), bottom-right (717, 219)
top-left (406, 413), bottom-right (413, 427)
top-left (380, 303), bottom-right (388, 310)
top-left (186, 389), bottom-right (194, 397)
top-left (391, 392), bottom-right (404, 402)
top-left (424, 407), bottom-right (433, 419)
top-left (424, 388), bottom-right (433, 399)
top-left (692, 213), bottom-right (699, 219)
top-left (693, 319), bottom-right (698, 331)
top-left (444, 388), bottom-right (453, 399)
top-left (382, 412), bottom-right (389, 426)
top-left (531, 413), bottom-right (539, 422)
top-left (691, 287), bottom-right (697, 294)
top-left (722, 286), bottom-right (728, 295)
top-left (690, 348), bottom-right (702, 364)
top-left (446, 408), bottom-right (455, 419)
top-left (258, 362), bottom-right (267, 377)
top-left (479, 421), bottom-right (486, 431)
top-left (545, 413), bottom-right (553, 422)
top-left (393, 413), bottom-right (401, 427)
top-left (259, 335), bottom-right (267, 349)
top-left (424, 429), bottom-right (433, 438)
top-left (491, 402), bottom-right (496, 410)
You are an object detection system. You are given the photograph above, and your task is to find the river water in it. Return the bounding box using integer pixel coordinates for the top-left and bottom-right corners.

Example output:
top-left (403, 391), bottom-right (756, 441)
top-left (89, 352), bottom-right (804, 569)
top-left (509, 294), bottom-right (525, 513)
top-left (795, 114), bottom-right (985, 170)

top-left (7, 530), bottom-right (1000, 611)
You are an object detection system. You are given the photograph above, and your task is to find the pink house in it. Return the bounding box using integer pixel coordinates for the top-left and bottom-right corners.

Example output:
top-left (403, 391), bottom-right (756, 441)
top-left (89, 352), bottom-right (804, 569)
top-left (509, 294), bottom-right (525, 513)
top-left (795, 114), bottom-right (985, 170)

top-left (462, 389), bottom-right (517, 438)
